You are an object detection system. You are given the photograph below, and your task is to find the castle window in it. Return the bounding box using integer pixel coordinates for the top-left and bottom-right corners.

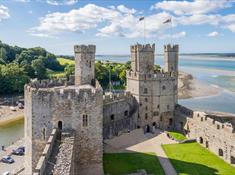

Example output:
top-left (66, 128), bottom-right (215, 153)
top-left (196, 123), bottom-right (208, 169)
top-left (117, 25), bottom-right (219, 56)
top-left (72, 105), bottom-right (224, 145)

top-left (201, 117), bottom-right (203, 122)
top-left (145, 106), bottom-right (148, 110)
top-left (145, 113), bottom-right (148, 120)
top-left (144, 88), bottom-right (148, 94)
top-left (83, 114), bottom-right (88, 127)
top-left (197, 114), bottom-right (200, 117)
top-left (160, 116), bottom-right (163, 121)
top-left (110, 114), bottom-right (115, 121)
top-left (157, 104), bottom-right (160, 109)
top-left (169, 118), bottom-right (173, 126)
top-left (140, 103), bottom-right (142, 106)
top-left (231, 156), bottom-right (235, 164)
top-left (153, 111), bottom-right (159, 116)
top-left (58, 121), bottom-right (62, 130)
top-left (145, 98), bottom-right (148, 102)
top-left (124, 111), bottom-right (128, 116)
top-left (218, 149), bottom-right (223, 157)
top-left (42, 128), bottom-right (46, 140)
top-left (162, 85), bottom-right (166, 90)
top-left (217, 125), bottom-right (220, 129)
top-left (199, 137), bottom-right (203, 144)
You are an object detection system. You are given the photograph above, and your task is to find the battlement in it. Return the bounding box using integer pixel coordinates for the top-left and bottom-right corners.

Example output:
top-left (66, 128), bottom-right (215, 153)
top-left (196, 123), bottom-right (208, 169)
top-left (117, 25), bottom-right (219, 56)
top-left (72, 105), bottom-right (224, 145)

top-left (193, 111), bottom-right (235, 133)
top-left (103, 91), bottom-right (132, 104)
top-left (164, 44), bottom-right (179, 52)
top-left (74, 44), bottom-right (96, 53)
top-left (130, 43), bottom-right (155, 53)
top-left (25, 77), bottom-right (74, 90)
top-left (126, 70), bottom-right (176, 81)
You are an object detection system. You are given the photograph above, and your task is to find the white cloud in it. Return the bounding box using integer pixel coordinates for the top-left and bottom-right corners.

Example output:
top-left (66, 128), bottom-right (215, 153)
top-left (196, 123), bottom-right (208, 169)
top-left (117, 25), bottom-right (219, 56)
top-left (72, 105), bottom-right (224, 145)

top-left (208, 31), bottom-right (219, 37)
top-left (28, 10), bottom-right (33, 14)
top-left (226, 24), bottom-right (235, 32)
top-left (117, 5), bottom-right (136, 14)
top-left (159, 31), bottom-right (186, 39)
top-left (152, 0), bottom-right (234, 15)
top-left (30, 2), bottom-right (235, 38)
top-left (0, 5), bottom-right (10, 21)
top-left (46, 0), bottom-right (78, 6)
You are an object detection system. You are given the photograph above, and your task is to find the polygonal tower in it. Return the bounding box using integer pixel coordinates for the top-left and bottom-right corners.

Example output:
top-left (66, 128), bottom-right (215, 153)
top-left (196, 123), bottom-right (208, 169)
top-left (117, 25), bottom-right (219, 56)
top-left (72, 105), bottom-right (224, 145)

top-left (164, 44), bottom-right (179, 74)
top-left (74, 45), bottom-right (96, 86)
top-left (131, 43), bottom-right (155, 73)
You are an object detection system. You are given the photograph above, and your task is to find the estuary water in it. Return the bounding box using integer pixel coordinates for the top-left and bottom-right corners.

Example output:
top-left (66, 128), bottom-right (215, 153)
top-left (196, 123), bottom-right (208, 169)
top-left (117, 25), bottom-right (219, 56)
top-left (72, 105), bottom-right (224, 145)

top-left (97, 54), bottom-right (235, 114)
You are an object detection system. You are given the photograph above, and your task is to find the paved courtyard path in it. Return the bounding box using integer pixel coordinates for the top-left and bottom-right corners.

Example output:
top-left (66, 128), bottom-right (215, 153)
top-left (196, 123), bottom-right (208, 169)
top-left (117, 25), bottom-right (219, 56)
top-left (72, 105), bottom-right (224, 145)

top-left (104, 129), bottom-right (177, 175)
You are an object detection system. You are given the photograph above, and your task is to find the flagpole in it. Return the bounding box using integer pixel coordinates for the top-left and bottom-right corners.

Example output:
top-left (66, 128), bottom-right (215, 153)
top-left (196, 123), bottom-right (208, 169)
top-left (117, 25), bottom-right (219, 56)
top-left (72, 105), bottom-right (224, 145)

top-left (144, 18), bottom-right (146, 44)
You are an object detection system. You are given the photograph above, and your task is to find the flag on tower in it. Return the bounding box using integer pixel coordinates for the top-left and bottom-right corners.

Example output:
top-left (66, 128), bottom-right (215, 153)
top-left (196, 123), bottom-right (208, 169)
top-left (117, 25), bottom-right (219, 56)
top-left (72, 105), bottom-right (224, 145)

top-left (163, 18), bottom-right (171, 24)
top-left (139, 16), bottom-right (144, 21)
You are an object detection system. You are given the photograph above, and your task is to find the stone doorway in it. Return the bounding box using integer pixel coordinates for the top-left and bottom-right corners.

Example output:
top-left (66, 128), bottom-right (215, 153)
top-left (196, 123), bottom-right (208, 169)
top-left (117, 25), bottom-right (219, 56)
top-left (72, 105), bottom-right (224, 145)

top-left (199, 137), bottom-right (203, 144)
top-left (146, 125), bottom-right (150, 133)
top-left (218, 148), bottom-right (223, 157)
top-left (58, 121), bottom-right (63, 130)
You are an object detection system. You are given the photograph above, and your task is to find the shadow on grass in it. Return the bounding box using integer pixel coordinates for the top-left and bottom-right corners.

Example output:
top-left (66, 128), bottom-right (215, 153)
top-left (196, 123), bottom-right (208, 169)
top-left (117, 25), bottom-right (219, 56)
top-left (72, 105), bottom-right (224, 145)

top-left (103, 152), bottom-right (219, 175)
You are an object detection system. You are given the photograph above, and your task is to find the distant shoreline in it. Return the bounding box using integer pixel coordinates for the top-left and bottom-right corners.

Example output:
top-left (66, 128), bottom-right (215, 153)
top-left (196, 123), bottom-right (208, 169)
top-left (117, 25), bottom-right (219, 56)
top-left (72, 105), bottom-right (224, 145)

top-left (178, 71), bottom-right (220, 99)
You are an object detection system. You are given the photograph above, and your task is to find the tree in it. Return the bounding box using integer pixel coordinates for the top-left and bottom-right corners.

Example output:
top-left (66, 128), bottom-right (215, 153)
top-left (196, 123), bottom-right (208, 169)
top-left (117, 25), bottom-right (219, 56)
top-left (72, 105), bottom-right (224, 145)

top-left (32, 59), bottom-right (47, 79)
top-left (0, 63), bottom-right (29, 94)
top-left (64, 64), bottom-right (75, 78)
top-left (0, 47), bottom-right (7, 64)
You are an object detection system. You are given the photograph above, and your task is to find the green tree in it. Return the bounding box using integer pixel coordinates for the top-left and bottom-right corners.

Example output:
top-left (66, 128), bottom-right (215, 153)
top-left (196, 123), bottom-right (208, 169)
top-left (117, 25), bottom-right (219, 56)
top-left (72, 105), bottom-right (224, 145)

top-left (64, 64), bottom-right (75, 78)
top-left (32, 59), bottom-right (47, 79)
top-left (0, 47), bottom-right (7, 64)
top-left (0, 63), bottom-right (29, 94)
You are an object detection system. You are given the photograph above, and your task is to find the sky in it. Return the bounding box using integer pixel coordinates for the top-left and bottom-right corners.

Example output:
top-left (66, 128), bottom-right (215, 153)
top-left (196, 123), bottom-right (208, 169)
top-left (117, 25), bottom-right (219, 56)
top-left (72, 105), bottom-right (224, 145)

top-left (0, 0), bottom-right (235, 55)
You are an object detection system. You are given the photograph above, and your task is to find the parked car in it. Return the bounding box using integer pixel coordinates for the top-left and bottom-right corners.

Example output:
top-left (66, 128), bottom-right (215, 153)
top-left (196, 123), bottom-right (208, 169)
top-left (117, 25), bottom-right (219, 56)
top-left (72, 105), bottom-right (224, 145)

top-left (2, 172), bottom-right (10, 175)
top-left (1, 156), bottom-right (14, 164)
top-left (12, 146), bottom-right (25, 155)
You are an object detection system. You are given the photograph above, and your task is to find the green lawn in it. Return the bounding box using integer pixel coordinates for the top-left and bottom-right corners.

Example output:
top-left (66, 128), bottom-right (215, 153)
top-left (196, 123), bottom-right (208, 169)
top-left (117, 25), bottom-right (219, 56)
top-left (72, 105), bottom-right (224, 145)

top-left (57, 57), bottom-right (75, 65)
top-left (103, 153), bottom-right (165, 175)
top-left (162, 142), bottom-right (235, 175)
top-left (167, 131), bottom-right (187, 141)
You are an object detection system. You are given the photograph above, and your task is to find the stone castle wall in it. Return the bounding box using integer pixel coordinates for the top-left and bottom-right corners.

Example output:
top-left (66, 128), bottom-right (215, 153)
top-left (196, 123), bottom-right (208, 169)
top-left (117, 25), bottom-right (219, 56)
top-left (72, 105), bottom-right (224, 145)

top-left (174, 105), bottom-right (235, 165)
top-left (24, 83), bottom-right (104, 175)
top-left (103, 91), bottom-right (138, 139)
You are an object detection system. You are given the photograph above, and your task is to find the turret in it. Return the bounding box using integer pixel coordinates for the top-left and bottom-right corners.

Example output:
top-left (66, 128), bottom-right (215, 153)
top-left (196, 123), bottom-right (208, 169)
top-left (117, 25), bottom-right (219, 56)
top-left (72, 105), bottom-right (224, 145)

top-left (130, 43), bottom-right (155, 73)
top-left (74, 45), bottom-right (96, 86)
top-left (164, 44), bottom-right (179, 74)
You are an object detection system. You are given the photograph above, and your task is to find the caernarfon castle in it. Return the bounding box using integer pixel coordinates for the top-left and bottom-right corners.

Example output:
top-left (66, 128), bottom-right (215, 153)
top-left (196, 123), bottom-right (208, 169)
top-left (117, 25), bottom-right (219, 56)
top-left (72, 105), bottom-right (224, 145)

top-left (24, 43), bottom-right (235, 175)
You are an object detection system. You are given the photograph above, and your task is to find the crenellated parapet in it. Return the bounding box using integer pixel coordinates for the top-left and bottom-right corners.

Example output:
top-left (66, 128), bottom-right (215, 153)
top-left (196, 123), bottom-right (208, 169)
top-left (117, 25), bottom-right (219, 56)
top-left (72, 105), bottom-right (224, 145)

top-left (193, 111), bottom-right (235, 133)
top-left (103, 91), bottom-right (132, 104)
top-left (130, 43), bottom-right (155, 53)
top-left (164, 44), bottom-right (179, 52)
top-left (126, 70), bottom-right (176, 80)
top-left (74, 44), bottom-right (96, 53)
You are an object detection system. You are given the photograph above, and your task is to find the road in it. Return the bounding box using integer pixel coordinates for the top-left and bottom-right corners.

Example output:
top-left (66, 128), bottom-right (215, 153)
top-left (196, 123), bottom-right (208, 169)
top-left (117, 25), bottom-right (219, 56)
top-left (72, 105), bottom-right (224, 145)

top-left (0, 139), bottom-right (25, 175)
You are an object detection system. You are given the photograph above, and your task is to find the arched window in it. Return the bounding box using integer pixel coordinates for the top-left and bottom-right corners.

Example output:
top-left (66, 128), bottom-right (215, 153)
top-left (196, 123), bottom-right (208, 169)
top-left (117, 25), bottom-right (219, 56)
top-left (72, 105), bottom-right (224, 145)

top-left (42, 128), bottom-right (46, 140)
top-left (218, 148), bottom-right (223, 157)
top-left (58, 121), bottom-right (62, 130)
top-left (169, 118), bottom-right (173, 126)
top-left (110, 114), bottom-right (115, 121)
top-left (199, 137), bottom-right (203, 144)
top-left (83, 114), bottom-right (88, 127)
top-left (124, 111), bottom-right (128, 116)
top-left (144, 88), bottom-right (148, 94)
top-left (145, 113), bottom-right (148, 120)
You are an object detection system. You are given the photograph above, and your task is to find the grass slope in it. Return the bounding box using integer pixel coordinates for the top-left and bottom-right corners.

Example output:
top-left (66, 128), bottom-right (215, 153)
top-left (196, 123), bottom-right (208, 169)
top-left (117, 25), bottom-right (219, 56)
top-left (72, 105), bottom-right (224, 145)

top-left (167, 131), bottom-right (186, 141)
top-left (162, 142), bottom-right (235, 175)
top-left (103, 153), bottom-right (165, 175)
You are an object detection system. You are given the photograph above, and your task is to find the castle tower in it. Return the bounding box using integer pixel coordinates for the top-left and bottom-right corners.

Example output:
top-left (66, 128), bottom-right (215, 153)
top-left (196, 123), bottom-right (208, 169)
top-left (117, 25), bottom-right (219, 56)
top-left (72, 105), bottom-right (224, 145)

top-left (127, 43), bottom-right (178, 131)
top-left (164, 44), bottom-right (179, 74)
top-left (131, 44), bottom-right (155, 73)
top-left (74, 45), bottom-right (96, 86)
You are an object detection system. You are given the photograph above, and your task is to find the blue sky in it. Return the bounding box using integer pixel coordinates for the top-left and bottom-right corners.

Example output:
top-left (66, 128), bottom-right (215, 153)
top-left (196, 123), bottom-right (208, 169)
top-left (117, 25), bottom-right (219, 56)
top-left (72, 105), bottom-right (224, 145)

top-left (0, 0), bottom-right (235, 55)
